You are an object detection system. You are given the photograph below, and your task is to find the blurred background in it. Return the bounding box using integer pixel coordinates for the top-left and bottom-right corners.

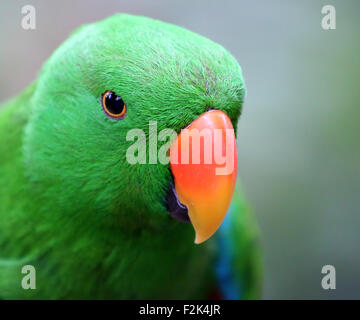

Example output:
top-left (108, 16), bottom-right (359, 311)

top-left (1, 0), bottom-right (359, 299)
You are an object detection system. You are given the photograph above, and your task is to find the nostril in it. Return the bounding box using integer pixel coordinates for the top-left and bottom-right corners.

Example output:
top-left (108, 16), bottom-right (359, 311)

top-left (206, 107), bottom-right (217, 112)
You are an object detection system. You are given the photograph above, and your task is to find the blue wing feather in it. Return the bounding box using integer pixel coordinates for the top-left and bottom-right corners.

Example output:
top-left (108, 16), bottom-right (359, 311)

top-left (214, 203), bottom-right (244, 300)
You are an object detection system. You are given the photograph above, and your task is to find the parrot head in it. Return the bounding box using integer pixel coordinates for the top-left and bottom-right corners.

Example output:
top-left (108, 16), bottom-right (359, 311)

top-left (24, 14), bottom-right (245, 244)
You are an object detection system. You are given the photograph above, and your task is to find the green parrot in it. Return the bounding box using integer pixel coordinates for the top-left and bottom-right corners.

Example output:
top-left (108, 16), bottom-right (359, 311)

top-left (0, 14), bottom-right (262, 299)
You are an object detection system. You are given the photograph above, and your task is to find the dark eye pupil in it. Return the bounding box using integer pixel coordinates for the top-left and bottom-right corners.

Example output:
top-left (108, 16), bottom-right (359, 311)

top-left (105, 92), bottom-right (125, 114)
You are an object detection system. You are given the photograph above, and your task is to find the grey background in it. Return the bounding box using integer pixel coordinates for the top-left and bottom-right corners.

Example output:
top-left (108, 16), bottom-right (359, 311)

top-left (1, 0), bottom-right (359, 299)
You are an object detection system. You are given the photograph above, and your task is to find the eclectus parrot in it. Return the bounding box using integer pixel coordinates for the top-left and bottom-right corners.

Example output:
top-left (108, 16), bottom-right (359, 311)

top-left (0, 14), bottom-right (262, 299)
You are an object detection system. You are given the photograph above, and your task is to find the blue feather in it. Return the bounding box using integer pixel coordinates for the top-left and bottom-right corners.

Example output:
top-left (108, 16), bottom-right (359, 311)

top-left (214, 203), bottom-right (243, 299)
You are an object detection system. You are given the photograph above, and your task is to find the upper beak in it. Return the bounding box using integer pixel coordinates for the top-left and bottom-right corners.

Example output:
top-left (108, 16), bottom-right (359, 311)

top-left (169, 110), bottom-right (238, 244)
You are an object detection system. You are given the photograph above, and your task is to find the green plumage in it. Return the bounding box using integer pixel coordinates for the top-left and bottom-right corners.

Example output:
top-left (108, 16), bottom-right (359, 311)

top-left (0, 14), bottom-right (262, 299)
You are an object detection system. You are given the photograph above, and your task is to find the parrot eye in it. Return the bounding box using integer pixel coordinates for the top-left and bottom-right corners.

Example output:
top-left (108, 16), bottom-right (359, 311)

top-left (101, 90), bottom-right (127, 119)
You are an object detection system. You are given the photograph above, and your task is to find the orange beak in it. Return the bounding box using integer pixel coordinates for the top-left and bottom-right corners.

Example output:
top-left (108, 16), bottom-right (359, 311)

top-left (169, 110), bottom-right (238, 244)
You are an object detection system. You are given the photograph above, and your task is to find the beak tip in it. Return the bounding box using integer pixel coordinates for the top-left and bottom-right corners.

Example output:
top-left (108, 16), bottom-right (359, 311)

top-left (194, 233), bottom-right (211, 245)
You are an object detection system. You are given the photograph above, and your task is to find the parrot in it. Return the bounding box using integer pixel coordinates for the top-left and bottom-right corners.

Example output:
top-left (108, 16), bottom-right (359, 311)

top-left (0, 14), bottom-right (262, 299)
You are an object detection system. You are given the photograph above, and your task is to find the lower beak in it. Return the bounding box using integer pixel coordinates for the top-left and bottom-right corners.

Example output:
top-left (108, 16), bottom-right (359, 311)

top-left (169, 110), bottom-right (238, 244)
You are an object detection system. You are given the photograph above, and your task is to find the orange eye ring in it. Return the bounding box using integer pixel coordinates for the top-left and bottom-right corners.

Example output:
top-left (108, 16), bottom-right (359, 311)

top-left (101, 90), bottom-right (127, 119)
